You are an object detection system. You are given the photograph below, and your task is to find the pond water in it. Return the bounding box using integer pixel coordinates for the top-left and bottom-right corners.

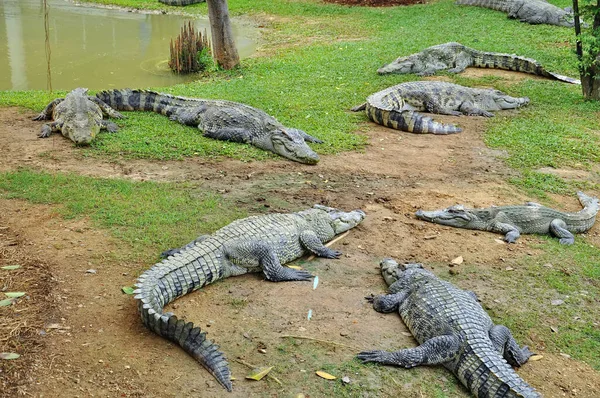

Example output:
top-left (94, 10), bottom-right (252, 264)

top-left (0, 0), bottom-right (257, 91)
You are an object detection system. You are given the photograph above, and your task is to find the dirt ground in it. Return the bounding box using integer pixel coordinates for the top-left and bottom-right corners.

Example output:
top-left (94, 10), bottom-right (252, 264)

top-left (2, 70), bottom-right (600, 397)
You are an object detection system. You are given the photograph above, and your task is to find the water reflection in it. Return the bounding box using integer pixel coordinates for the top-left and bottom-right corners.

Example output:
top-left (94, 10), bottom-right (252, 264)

top-left (0, 0), bottom-right (256, 91)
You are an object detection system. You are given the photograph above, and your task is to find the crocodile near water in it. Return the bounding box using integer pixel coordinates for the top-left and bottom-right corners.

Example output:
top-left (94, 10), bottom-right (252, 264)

top-left (416, 191), bottom-right (599, 244)
top-left (351, 81), bottom-right (529, 134)
top-left (377, 42), bottom-right (580, 84)
top-left (455, 0), bottom-right (578, 27)
top-left (33, 88), bottom-right (124, 145)
top-left (133, 205), bottom-right (366, 391)
top-left (96, 89), bottom-right (322, 164)
top-left (358, 259), bottom-right (539, 398)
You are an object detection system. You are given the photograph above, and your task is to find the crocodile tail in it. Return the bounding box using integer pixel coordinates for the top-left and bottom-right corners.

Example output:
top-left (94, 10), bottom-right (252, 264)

top-left (455, 0), bottom-right (513, 12)
top-left (95, 89), bottom-right (199, 117)
top-left (366, 105), bottom-right (462, 134)
top-left (455, 346), bottom-right (540, 397)
top-left (577, 191), bottom-right (599, 213)
top-left (472, 52), bottom-right (581, 84)
top-left (133, 256), bottom-right (232, 391)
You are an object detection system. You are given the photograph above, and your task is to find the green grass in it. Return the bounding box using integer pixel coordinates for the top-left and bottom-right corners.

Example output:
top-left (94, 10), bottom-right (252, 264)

top-left (0, 169), bottom-right (245, 259)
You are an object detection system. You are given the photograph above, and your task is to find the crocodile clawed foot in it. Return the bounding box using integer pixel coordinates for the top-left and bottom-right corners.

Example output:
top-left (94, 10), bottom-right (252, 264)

top-left (322, 249), bottom-right (342, 259)
top-left (38, 125), bottom-right (52, 138)
top-left (364, 294), bottom-right (375, 304)
top-left (559, 238), bottom-right (574, 245)
top-left (357, 350), bottom-right (388, 364)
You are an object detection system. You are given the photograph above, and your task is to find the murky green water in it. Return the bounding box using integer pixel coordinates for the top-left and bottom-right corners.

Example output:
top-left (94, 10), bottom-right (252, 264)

top-left (0, 0), bottom-right (256, 91)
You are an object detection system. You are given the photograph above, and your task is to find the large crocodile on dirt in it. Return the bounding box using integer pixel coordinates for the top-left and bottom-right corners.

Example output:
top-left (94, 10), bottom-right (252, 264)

top-left (33, 88), bottom-right (124, 145)
top-left (133, 205), bottom-right (365, 391)
top-left (96, 89), bottom-right (322, 164)
top-left (358, 259), bottom-right (539, 398)
top-left (456, 0), bottom-right (577, 27)
top-left (416, 191), bottom-right (599, 244)
top-left (377, 42), bottom-right (580, 84)
top-left (159, 0), bottom-right (203, 5)
top-left (351, 81), bottom-right (529, 134)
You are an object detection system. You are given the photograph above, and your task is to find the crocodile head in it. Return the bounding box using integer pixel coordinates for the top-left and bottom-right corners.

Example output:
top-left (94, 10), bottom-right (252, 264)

top-left (62, 116), bottom-right (100, 145)
top-left (475, 89), bottom-right (530, 111)
top-left (270, 128), bottom-right (320, 164)
top-left (377, 56), bottom-right (416, 75)
top-left (312, 204), bottom-right (366, 233)
top-left (380, 258), bottom-right (429, 288)
top-left (415, 205), bottom-right (477, 228)
top-left (61, 88), bottom-right (100, 145)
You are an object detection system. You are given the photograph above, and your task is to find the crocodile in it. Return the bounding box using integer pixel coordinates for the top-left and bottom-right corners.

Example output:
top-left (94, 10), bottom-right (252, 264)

top-left (455, 0), bottom-right (578, 27)
top-left (358, 259), bottom-right (539, 398)
top-left (159, 0), bottom-right (203, 5)
top-left (133, 205), bottom-right (365, 391)
top-left (95, 89), bottom-right (322, 164)
top-left (415, 191), bottom-right (599, 244)
top-left (33, 88), bottom-right (124, 145)
top-left (351, 81), bottom-right (529, 134)
top-left (377, 42), bottom-right (580, 84)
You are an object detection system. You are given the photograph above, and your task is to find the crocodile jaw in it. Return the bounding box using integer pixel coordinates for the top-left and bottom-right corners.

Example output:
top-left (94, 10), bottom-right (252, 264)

top-left (271, 130), bottom-right (320, 164)
top-left (313, 204), bottom-right (366, 233)
top-left (415, 206), bottom-right (474, 228)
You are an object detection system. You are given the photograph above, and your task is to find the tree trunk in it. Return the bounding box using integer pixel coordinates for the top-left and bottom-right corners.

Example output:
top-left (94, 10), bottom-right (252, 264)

top-left (206, 0), bottom-right (240, 70)
top-left (575, 0), bottom-right (600, 99)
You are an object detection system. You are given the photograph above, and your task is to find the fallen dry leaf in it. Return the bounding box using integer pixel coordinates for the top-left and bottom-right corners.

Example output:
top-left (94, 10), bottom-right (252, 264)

top-left (246, 366), bottom-right (273, 381)
top-left (316, 370), bottom-right (336, 380)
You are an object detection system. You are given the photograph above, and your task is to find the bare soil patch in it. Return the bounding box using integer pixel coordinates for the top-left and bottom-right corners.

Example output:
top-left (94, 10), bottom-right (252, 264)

top-left (1, 84), bottom-right (600, 397)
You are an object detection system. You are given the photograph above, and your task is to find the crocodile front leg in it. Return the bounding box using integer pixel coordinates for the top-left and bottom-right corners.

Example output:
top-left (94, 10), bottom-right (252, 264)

top-left (489, 325), bottom-right (534, 367)
top-left (458, 102), bottom-right (494, 117)
top-left (299, 230), bottom-right (341, 258)
top-left (357, 335), bottom-right (461, 368)
top-left (38, 121), bottom-right (63, 138)
top-left (491, 220), bottom-right (521, 243)
top-left (370, 291), bottom-right (409, 313)
top-left (287, 128), bottom-right (323, 144)
top-left (33, 98), bottom-right (63, 121)
top-left (100, 120), bottom-right (119, 133)
top-left (550, 219), bottom-right (575, 245)
top-left (225, 239), bottom-right (313, 282)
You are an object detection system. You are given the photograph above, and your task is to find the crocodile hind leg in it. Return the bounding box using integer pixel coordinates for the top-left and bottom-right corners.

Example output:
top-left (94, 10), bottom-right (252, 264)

top-left (446, 54), bottom-right (472, 74)
top-left (357, 335), bottom-right (461, 368)
top-left (489, 325), bottom-right (534, 367)
top-left (549, 219), bottom-right (575, 245)
top-left (299, 230), bottom-right (342, 259)
top-left (38, 121), bottom-right (63, 138)
top-left (33, 98), bottom-right (63, 121)
top-left (161, 235), bottom-right (211, 258)
top-left (224, 240), bottom-right (313, 282)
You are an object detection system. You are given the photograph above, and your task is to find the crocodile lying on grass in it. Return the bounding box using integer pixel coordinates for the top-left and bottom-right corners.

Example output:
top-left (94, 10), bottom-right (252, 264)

top-left (416, 191), bottom-right (599, 244)
top-left (377, 42), bottom-right (580, 84)
top-left (351, 81), bottom-right (529, 134)
top-left (456, 0), bottom-right (577, 27)
top-left (33, 88), bottom-right (124, 145)
top-left (134, 205), bottom-right (365, 391)
top-left (358, 259), bottom-right (539, 398)
top-left (96, 89), bottom-right (322, 164)
top-left (159, 0), bottom-right (203, 5)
